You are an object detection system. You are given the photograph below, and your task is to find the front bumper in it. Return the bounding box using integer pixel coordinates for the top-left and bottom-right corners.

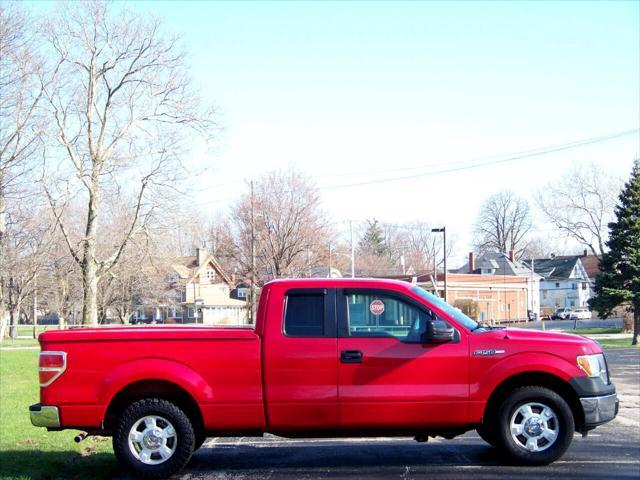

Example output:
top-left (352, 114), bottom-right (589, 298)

top-left (29, 403), bottom-right (60, 428)
top-left (580, 393), bottom-right (619, 426)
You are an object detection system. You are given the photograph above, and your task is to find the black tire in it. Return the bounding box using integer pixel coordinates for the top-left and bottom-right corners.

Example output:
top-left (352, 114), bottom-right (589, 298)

top-left (113, 398), bottom-right (195, 479)
top-left (194, 432), bottom-right (207, 451)
top-left (476, 423), bottom-right (497, 447)
top-left (495, 386), bottom-right (574, 465)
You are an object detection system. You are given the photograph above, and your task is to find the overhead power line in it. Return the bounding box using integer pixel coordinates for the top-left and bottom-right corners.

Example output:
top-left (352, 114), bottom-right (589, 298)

top-left (319, 128), bottom-right (638, 190)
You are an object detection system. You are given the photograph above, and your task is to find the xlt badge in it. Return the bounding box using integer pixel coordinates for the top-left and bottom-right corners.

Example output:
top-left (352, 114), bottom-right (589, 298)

top-left (473, 349), bottom-right (506, 356)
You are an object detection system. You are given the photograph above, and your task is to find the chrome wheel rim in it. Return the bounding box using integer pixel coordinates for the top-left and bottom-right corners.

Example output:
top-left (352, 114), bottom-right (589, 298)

top-left (128, 415), bottom-right (177, 465)
top-left (510, 402), bottom-right (559, 452)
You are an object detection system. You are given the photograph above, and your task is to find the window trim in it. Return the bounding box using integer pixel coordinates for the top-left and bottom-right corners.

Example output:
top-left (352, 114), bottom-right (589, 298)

top-left (282, 288), bottom-right (336, 338)
top-left (337, 288), bottom-right (448, 343)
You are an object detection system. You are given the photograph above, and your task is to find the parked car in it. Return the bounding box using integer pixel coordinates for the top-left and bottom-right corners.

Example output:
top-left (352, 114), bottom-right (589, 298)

top-left (570, 308), bottom-right (592, 320)
top-left (552, 307), bottom-right (573, 320)
top-left (30, 278), bottom-right (618, 478)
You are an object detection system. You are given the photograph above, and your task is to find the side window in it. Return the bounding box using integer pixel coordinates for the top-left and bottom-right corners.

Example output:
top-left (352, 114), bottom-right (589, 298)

top-left (284, 294), bottom-right (325, 337)
top-left (346, 292), bottom-right (432, 342)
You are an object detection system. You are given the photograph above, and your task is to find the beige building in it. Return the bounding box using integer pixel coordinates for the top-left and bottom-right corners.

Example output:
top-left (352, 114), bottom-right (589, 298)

top-left (135, 248), bottom-right (248, 325)
top-left (428, 273), bottom-right (531, 324)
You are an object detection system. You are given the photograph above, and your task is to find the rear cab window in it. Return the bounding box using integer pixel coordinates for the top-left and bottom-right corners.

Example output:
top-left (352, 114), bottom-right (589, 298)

top-left (283, 288), bottom-right (336, 337)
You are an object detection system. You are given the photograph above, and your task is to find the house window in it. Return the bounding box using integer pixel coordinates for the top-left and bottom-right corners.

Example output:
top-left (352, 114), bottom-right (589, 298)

top-left (555, 282), bottom-right (560, 288)
top-left (582, 282), bottom-right (587, 290)
top-left (570, 301), bottom-right (575, 307)
top-left (206, 269), bottom-right (215, 281)
top-left (572, 283), bottom-right (577, 290)
top-left (188, 308), bottom-right (195, 318)
top-left (543, 290), bottom-right (547, 300)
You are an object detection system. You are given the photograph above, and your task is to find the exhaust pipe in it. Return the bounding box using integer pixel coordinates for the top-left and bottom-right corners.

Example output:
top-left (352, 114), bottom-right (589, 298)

top-left (74, 432), bottom-right (89, 443)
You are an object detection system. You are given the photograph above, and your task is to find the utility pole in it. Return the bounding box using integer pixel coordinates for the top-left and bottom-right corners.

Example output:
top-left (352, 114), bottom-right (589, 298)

top-left (32, 275), bottom-right (37, 339)
top-left (443, 227), bottom-right (448, 303)
top-left (349, 220), bottom-right (355, 278)
top-left (192, 270), bottom-right (197, 324)
top-left (250, 180), bottom-right (256, 324)
top-left (432, 227), bottom-right (447, 303)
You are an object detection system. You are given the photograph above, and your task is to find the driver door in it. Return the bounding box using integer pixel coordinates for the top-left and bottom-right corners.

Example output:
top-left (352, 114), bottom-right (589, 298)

top-left (336, 288), bottom-right (469, 429)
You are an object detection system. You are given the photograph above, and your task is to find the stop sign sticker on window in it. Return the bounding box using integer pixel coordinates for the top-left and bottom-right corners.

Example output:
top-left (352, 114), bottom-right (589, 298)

top-left (370, 299), bottom-right (385, 315)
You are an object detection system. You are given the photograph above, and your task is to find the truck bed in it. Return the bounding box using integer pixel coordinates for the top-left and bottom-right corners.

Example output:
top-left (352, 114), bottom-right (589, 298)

top-left (39, 326), bottom-right (266, 433)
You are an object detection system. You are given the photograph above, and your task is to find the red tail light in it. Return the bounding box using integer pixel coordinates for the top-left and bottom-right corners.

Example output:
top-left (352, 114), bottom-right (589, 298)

top-left (39, 351), bottom-right (67, 387)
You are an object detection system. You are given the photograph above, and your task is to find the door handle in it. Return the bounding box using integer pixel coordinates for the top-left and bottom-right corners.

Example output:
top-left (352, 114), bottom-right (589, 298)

top-left (340, 350), bottom-right (363, 364)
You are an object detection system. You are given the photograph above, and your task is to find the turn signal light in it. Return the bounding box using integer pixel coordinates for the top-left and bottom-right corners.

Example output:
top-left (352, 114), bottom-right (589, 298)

top-left (39, 351), bottom-right (67, 387)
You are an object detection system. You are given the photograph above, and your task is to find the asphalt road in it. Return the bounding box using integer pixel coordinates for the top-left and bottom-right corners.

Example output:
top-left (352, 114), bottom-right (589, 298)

top-left (119, 347), bottom-right (638, 480)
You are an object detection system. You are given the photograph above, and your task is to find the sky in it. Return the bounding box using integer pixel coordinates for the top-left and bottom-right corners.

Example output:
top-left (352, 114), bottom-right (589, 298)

top-left (28, 1), bottom-right (640, 266)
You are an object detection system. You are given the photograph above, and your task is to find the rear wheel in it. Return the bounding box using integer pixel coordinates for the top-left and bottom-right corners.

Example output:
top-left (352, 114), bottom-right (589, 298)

top-left (476, 423), bottom-right (497, 447)
top-left (496, 386), bottom-right (574, 465)
top-left (113, 398), bottom-right (195, 479)
top-left (194, 432), bottom-right (207, 451)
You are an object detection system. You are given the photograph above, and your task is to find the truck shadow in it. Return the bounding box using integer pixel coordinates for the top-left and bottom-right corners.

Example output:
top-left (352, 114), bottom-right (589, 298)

top-left (191, 440), bottom-right (501, 470)
top-left (0, 450), bottom-right (117, 479)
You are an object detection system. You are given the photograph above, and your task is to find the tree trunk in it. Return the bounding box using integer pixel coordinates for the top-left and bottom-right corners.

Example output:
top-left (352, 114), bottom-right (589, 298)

top-left (0, 191), bottom-right (6, 339)
top-left (82, 263), bottom-right (99, 325)
top-left (9, 298), bottom-right (21, 340)
top-left (632, 307), bottom-right (639, 346)
top-left (81, 187), bottom-right (100, 325)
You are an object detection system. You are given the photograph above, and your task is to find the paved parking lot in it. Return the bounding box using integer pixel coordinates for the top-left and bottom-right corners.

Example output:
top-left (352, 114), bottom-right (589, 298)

top-left (119, 348), bottom-right (640, 479)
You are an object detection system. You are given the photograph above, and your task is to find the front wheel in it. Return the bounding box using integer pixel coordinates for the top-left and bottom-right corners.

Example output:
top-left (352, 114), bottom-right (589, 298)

top-left (496, 386), bottom-right (574, 465)
top-left (113, 398), bottom-right (195, 479)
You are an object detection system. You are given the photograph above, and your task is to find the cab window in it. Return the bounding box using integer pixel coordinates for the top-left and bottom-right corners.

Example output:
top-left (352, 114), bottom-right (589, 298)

top-left (345, 292), bottom-right (431, 342)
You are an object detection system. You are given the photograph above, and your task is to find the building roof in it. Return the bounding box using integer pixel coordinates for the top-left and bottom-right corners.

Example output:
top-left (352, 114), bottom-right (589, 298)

top-left (523, 255), bottom-right (591, 281)
top-left (171, 252), bottom-right (232, 286)
top-left (454, 252), bottom-right (541, 279)
top-left (568, 254), bottom-right (600, 279)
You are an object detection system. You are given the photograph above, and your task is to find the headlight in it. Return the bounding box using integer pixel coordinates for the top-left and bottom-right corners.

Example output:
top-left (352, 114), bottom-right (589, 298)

top-left (577, 353), bottom-right (609, 384)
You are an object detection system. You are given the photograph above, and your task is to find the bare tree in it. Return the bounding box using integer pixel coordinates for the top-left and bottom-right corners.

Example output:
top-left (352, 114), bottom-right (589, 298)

top-left (231, 169), bottom-right (330, 280)
top-left (402, 222), bottom-right (445, 274)
top-left (0, 3), bottom-right (47, 336)
top-left (40, 1), bottom-right (215, 325)
top-left (535, 162), bottom-right (621, 256)
top-left (473, 190), bottom-right (532, 258)
top-left (0, 204), bottom-right (54, 339)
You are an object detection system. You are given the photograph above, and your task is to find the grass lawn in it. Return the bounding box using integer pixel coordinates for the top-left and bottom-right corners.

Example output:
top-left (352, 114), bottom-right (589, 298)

top-left (560, 327), bottom-right (624, 335)
top-left (599, 338), bottom-right (639, 349)
top-left (1, 326), bottom-right (59, 348)
top-left (0, 338), bottom-right (40, 348)
top-left (0, 349), bottom-right (117, 479)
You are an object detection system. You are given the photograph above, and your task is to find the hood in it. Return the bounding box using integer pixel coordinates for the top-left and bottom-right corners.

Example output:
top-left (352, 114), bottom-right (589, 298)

top-left (477, 327), bottom-right (601, 355)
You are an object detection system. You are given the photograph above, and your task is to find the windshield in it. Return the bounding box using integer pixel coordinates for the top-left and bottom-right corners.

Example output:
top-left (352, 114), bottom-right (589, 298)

top-left (411, 286), bottom-right (479, 331)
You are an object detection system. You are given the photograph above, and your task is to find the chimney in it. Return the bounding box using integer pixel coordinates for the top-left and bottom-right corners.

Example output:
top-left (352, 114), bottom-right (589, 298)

top-left (508, 250), bottom-right (515, 262)
top-left (583, 249), bottom-right (588, 257)
top-left (196, 247), bottom-right (207, 267)
top-left (469, 252), bottom-right (475, 273)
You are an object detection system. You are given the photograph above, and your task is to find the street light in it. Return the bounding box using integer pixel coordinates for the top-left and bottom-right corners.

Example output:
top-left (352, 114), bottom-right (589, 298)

top-left (431, 227), bottom-right (447, 303)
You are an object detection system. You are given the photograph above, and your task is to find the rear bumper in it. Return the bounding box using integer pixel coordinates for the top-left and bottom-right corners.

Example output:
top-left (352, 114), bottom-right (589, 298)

top-left (580, 393), bottom-right (618, 427)
top-left (29, 403), bottom-right (60, 428)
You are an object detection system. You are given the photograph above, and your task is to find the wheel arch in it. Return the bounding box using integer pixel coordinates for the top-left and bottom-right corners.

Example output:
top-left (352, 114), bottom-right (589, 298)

top-left (103, 379), bottom-right (204, 436)
top-left (482, 371), bottom-right (585, 431)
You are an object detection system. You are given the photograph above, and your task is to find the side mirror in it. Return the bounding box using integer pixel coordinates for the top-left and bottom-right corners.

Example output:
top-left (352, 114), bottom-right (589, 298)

top-left (424, 320), bottom-right (454, 344)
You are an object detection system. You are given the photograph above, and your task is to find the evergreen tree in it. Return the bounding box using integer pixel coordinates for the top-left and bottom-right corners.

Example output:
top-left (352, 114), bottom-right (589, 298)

top-left (359, 219), bottom-right (390, 258)
top-left (589, 160), bottom-right (640, 345)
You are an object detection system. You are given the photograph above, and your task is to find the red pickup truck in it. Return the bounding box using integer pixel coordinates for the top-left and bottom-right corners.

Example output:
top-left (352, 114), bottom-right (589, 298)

top-left (30, 278), bottom-right (618, 478)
